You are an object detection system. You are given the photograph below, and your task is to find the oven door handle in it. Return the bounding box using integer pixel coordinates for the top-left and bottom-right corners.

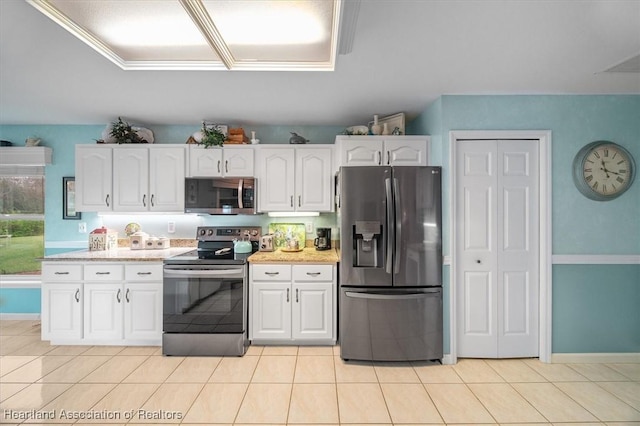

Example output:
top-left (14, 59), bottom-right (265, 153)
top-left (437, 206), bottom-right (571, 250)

top-left (163, 268), bottom-right (244, 278)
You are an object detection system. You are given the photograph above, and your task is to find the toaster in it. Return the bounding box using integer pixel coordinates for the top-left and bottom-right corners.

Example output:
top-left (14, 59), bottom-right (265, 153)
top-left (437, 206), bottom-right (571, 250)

top-left (259, 234), bottom-right (275, 252)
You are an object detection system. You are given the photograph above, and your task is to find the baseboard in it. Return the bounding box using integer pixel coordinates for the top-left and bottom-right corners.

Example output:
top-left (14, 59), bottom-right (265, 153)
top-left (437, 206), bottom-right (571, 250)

top-left (551, 352), bottom-right (640, 363)
top-left (0, 313), bottom-right (41, 320)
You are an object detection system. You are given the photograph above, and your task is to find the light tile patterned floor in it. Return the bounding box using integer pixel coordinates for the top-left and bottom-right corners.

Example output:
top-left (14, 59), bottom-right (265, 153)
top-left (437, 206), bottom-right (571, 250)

top-left (1, 320), bottom-right (639, 425)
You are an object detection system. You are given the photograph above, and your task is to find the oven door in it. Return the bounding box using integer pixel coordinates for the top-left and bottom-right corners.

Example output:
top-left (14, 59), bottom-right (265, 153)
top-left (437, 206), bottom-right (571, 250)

top-left (163, 264), bottom-right (247, 334)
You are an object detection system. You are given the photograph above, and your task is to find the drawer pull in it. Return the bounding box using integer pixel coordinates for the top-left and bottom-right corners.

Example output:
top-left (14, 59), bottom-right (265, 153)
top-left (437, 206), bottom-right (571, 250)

top-left (96, 272), bottom-right (111, 275)
top-left (137, 272), bottom-right (153, 275)
top-left (74, 289), bottom-right (80, 302)
top-left (54, 271), bottom-right (70, 275)
top-left (125, 288), bottom-right (130, 303)
top-left (265, 272), bottom-right (280, 276)
top-left (306, 272), bottom-right (321, 276)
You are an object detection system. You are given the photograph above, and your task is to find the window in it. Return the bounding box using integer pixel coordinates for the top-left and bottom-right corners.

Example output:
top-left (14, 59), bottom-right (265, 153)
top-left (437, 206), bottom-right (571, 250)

top-left (0, 170), bottom-right (45, 275)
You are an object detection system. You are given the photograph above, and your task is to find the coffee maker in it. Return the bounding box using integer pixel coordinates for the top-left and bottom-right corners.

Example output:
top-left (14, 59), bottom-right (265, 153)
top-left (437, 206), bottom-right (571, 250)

top-left (314, 228), bottom-right (331, 251)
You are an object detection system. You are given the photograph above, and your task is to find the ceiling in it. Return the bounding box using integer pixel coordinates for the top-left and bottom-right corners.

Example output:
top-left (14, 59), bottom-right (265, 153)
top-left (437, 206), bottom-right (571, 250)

top-left (1, 0), bottom-right (639, 127)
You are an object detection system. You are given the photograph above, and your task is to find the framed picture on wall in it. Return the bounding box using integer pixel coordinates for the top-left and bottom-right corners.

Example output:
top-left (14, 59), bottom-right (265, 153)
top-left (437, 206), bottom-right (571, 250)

top-left (63, 177), bottom-right (81, 220)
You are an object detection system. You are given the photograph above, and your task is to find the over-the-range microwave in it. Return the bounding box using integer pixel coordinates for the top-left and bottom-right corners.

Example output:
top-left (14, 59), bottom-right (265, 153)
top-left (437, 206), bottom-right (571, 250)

top-left (185, 177), bottom-right (258, 214)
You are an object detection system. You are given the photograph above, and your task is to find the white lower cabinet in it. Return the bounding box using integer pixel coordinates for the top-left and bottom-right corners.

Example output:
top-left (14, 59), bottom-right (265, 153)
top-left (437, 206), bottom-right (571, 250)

top-left (250, 263), bottom-right (336, 344)
top-left (41, 262), bottom-right (162, 345)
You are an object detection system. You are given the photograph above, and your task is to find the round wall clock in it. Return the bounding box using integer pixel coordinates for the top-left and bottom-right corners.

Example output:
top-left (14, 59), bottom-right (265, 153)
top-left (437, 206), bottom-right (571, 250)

top-left (572, 140), bottom-right (636, 201)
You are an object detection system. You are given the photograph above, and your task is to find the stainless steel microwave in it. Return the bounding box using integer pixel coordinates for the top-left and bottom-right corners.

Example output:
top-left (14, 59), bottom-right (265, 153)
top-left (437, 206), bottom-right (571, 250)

top-left (185, 177), bottom-right (257, 214)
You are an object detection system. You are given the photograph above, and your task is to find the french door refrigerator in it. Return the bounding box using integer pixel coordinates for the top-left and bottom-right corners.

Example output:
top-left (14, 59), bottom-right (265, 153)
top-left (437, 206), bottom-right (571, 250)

top-left (339, 166), bottom-right (443, 361)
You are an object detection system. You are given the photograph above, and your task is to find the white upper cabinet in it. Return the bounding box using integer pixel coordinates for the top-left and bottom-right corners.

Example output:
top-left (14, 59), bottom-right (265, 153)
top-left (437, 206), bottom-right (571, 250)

top-left (113, 146), bottom-right (185, 212)
top-left (148, 147), bottom-right (185, 211)
top-left (188, 145), bottom-right (254, 177)
top-left (256, 146), bottom-right (333, 212)
top-left (76, 144), bottom-right (185, 213)
top-left (295, 148), bottom-right (333, 211)
top-left (336, 136), bottom-right (429, 167)
top-left (75, 145), bottom-right (113, 212)
top-left (113, 147), bottom-right (149, 211)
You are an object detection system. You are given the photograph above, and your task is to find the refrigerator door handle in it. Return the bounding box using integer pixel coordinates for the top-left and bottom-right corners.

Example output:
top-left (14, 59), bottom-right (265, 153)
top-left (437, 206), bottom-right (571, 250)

top-left (393, 177), bottom-right (401, 274)
top-left (385, 177), bottom-right (394, 274)
top-left (344, 291), bottom-right (437, 300)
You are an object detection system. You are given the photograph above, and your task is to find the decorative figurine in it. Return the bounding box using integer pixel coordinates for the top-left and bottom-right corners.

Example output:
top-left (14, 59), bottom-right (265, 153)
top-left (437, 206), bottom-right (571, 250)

top-left (289, 132), bottom-right (309, 144)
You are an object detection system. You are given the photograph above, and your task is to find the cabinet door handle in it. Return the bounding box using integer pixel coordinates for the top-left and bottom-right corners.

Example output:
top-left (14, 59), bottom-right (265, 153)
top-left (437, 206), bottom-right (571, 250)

top-left (296, 288), bottom-right (299, 303)
top-left (225, 160), bottom-right (229, 173)
top-left (298, 195), bottom-right (301, 207)
top-left (286, 288), bottom-right (290, 302)
top-left (377, 151), bottom-right (382, 165)
top-left (137, 271), bottom-right (152, 275)
top-left (74, 289), bottom-right (80, 302)
top-left (387, 151), bottom-right (390, 165)
top-left (290, 195), bottom-right (293, 207)
top-left (265, 272), bottom-right (280, 276)
top-left (116, 289), bottom-right (122, 303)
top-left (54, 271), bottom-right (69, 275)
top-left (306, 272), bottom-right (321, 276)
top-left (151, 194), bottom-right (155, 207)
top-left (125, 288), bottom-right (130, 303)
top-left (217, 160), bottom-right (221, 173)
top-left (105, 194), bottom-right (110, 207)
top-left (143, 194), bottom-right (147, 207)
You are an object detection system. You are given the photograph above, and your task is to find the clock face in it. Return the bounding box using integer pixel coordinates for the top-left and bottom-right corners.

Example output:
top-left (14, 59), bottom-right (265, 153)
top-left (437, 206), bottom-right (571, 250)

top-left (573, 141), bottom-right (636, 201)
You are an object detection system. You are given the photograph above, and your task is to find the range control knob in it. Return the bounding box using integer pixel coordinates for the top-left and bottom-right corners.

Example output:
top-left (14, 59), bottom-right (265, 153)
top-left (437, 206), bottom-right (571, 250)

top-left (199, 229), bottom-right (207, 236)
top-left (251, 229), bottom-right (259, 236)
top-left (207, 229), bottom-right (214, 236)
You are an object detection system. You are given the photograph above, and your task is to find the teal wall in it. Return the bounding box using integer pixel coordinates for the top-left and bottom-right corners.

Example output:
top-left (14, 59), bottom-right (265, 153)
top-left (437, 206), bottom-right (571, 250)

top-left (3, 96), bottom-right (640, 355)
top-left (0, 288), bottom-right (41, 314)
top-left (412, 94), bottom-right (640, 354)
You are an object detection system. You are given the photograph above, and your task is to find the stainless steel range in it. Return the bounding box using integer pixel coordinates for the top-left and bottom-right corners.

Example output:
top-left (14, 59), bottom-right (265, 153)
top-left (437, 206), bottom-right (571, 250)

top-left (162, 226), bottom-right (261, 356)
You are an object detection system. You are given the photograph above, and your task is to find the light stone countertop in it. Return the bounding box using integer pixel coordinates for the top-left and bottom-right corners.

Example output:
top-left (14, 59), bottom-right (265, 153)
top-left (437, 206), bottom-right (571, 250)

top-left (42, 247), bottom-right (194, 262)
top-left (248, 247), bottom-right (339, 264)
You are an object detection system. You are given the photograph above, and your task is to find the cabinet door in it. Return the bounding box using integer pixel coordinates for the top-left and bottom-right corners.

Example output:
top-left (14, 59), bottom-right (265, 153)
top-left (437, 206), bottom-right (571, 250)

top-left (149, 147), bottom-right (185, 212)
top-left (42, 283), bottom-right (82, 340)
top-left (84, 283), bottom-right (123, 340)
top-left (113, 147), bottom-right (149, 212)
top-left (188, 145), bottom-right (223, 177)
top-left (124, 283), bottom-right (162, 341)
top-left (384, 139), bottom-right (428, 166)
top-left (257, 148), bottom-right (295, 211)
top-left (292, 283), bottom-right (333, 341)
top-left (295, 148), bottom-right (333, 211)
top-left (224, 147), bottom-right (255, 176)
top-left (251, 282), bottom-right (291, 340)
top-left (75, 146), bottom-right (113, 211)
top-left (340, 140), bottom-right (384, 166)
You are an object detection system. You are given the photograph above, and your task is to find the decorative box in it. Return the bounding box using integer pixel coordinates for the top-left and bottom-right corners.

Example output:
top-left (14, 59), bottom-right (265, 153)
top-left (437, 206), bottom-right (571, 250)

top-left (89, 227), bottom-right (118, 251)
top-left (129, 232), bottom-right (148, 250)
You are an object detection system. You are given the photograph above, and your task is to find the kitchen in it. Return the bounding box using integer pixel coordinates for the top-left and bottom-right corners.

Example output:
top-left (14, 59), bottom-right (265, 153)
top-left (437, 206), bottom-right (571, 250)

top-left (1, 0), bottom-right (640, 423)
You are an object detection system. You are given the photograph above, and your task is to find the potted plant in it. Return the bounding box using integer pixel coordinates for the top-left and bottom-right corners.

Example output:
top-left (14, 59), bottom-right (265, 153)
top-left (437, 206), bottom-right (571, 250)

top-left (110, 117), bottom-right (147, 144)
top-left (199, 122), bottom-right (226, 148)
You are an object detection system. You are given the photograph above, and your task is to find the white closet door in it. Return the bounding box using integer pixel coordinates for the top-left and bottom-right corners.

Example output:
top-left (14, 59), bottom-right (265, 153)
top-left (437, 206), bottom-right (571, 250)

top-left (456, 139), bottom-right (539, 358)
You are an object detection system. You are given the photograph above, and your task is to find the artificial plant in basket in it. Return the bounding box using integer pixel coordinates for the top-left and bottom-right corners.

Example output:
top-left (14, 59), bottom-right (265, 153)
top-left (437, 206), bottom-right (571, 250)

top-left (110, 117), bottom-right (148, 144)
top-left (199, 122), bottom-right (226, 148)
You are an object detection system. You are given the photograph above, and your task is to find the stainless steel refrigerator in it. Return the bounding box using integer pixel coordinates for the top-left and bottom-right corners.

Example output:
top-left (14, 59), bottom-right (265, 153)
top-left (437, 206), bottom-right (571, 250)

top-left (338, 166), bottom-right (442, 361)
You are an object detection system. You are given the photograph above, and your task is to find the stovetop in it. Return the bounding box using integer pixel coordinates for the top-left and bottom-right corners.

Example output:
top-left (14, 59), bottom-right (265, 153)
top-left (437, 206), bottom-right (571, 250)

top-left (164, 226), bottom-right (261, 265)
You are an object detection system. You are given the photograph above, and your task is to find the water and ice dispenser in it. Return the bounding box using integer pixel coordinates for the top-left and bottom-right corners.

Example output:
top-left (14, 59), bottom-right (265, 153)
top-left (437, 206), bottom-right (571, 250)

top-left (353, 221), bottom-right (383, 267)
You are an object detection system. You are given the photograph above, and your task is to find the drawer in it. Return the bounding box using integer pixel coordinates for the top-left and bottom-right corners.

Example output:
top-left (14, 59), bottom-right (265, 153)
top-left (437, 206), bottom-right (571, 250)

top-left (84, 264), bottom-right (124, 281)
top-left (292, 264), bottom-right (333, 282)
top-left (251, 264), bottom-right (291, 281)
top-left (125, 263), bottom-right (163, 282)
top-left (42, 263), bottom-right (82, 281)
